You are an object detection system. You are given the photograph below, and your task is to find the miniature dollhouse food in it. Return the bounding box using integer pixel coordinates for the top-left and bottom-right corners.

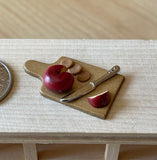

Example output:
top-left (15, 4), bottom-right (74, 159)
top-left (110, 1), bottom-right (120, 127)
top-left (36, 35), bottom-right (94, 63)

top-left (59, 58), bottom-right (91, 82)
top-left (24, 57), bottom-right (123, 119)
top-left (68, 63), bottom-right (82, 74)
top-left (88, 90), bottom-right (111, 108)
top-left (43, 65), bottom-right (74, 93)
top-left (60, 58), bottom-right (73, 68)
top-left (76, 70), bottom-right (91, 82)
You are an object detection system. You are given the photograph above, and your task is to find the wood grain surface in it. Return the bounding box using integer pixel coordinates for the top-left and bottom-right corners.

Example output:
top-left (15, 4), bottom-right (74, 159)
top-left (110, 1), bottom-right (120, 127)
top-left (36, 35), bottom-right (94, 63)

top-left (0, 39), bottom-right (157, 160)
top-left (0, 0), bottom-right (157, 39)
top-left (0, 39), bottom-right (157, 136)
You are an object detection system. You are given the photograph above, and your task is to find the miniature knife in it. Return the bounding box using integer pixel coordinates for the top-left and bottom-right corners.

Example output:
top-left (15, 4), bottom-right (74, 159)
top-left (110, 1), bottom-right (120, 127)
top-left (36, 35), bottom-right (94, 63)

top-left (60, 65), bottom-right (120, 102)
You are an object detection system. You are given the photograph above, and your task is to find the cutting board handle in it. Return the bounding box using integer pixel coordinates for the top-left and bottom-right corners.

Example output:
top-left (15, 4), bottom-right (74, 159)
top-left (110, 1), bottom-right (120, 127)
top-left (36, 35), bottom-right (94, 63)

top-left (24, 60), bottom-right (50, 80)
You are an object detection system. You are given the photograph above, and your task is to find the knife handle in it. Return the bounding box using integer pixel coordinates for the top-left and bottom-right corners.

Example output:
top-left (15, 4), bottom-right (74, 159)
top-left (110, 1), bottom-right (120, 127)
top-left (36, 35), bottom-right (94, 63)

top-left (90, 65), bottom-right (120, 87)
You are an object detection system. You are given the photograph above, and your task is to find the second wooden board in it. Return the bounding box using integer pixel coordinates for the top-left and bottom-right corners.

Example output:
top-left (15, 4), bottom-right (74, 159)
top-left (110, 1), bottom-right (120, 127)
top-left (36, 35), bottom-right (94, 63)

top-left (24, 56), bottom-right (124, 119)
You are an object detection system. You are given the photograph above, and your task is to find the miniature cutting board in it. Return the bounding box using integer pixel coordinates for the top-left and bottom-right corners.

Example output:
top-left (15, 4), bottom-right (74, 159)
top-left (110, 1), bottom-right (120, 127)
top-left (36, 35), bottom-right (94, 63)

top-left (24, 56), bottom-right (124, 119)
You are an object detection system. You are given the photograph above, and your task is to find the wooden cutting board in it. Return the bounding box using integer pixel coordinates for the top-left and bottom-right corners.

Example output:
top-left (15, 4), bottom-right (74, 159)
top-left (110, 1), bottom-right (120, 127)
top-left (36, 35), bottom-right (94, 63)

top-left (24, 56), bottom-right (124, 119)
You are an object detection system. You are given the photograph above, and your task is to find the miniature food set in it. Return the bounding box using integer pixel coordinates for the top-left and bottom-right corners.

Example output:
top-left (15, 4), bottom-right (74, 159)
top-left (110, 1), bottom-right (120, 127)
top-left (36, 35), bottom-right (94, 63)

top-left (24, 57), bottom-right (124, 119)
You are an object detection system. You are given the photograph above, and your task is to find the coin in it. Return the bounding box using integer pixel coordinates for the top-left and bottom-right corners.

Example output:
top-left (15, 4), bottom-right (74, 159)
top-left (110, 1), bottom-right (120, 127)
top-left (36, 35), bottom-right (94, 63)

top-left (0, 61), bottom-right (12, 101)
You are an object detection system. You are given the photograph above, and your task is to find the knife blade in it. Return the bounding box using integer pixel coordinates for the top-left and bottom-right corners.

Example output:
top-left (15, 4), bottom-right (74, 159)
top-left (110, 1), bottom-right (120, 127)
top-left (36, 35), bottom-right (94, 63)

top-left (60, 65), bottom-right (120, 102)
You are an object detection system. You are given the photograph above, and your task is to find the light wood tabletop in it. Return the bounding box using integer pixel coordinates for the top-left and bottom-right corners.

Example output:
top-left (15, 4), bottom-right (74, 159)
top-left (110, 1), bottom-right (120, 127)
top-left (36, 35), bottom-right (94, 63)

top-left (1, 39), bottom-right (157, 135)
top-left (0, 0), bottom-right (157, 39)
top-left (0, 40), bottom-right (157, 160)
